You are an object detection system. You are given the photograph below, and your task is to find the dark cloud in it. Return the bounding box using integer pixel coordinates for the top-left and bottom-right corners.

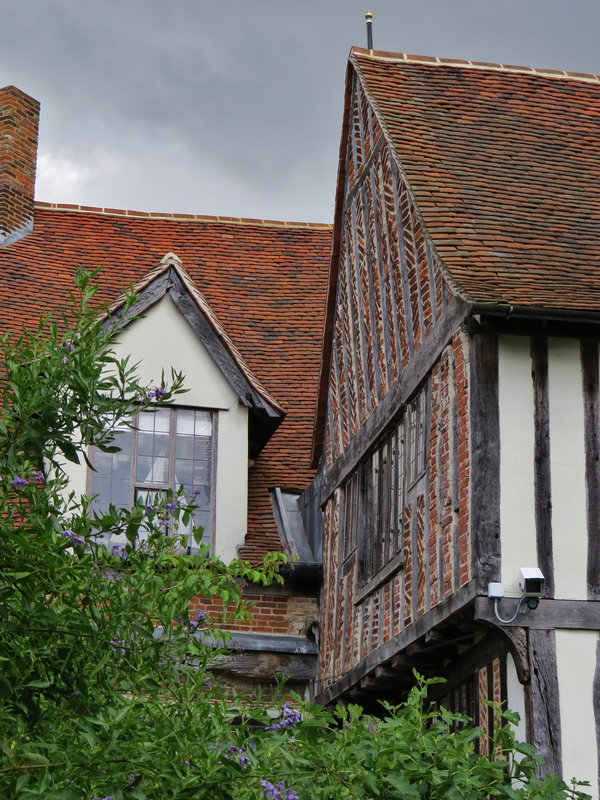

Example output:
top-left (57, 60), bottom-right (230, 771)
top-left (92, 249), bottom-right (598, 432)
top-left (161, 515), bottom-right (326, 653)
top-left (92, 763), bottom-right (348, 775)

top-left (3, 1), bottom-right (600, 221)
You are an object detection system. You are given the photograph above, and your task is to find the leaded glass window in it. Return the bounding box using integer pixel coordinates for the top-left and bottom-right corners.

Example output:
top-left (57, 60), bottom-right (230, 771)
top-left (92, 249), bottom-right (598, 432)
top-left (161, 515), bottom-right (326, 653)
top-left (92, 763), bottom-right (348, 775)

top-left (90, 408), bottom-right (215, 554)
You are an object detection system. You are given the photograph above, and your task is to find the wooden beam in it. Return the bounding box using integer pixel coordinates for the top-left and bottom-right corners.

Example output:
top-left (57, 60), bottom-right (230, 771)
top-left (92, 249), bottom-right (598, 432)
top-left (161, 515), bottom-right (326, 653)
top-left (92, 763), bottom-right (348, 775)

top-left (500, 626), bottom-right (530, 683)
top-left (526, 629), bottom-right (562, 778)
top-left (211, 651), bottom-right (316, 681)
top-left (594, 641), bottom-right (600, 797)
top-left (582, 339), bottom-right (600, 600)
top-left (474, 596), bottom-right (600, 630)
top-left (470, 333), bottom-right (501, 593)
top-left (436, 634), bottom-right (505, 698)
top-left (314, 580), bottom-right (477, 706)
top-left (320, 296), bottom-right (468, 503)
top-left (343, 135), bottom-right (384, 212)
top-left (531, 336), bottom-right (554, 597)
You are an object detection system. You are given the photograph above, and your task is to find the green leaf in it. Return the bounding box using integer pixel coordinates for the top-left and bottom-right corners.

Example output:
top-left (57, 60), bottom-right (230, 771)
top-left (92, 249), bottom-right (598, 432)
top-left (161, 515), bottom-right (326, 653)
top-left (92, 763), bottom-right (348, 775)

top-left (23, 751), bottom-right (50, 765)
top-left (58, 439), bottom-right (80, 464)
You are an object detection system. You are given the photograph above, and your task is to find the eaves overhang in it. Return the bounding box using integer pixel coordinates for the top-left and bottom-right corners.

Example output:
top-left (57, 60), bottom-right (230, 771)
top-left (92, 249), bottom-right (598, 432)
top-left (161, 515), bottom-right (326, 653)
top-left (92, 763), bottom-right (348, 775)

top-left (469, 302), bottom-right (600, 326)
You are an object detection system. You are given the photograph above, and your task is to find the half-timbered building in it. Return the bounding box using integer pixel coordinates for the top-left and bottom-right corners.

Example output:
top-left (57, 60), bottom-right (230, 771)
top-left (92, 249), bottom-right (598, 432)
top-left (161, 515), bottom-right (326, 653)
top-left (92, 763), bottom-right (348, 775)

top-left (313, 47), bottom-right (600, 794)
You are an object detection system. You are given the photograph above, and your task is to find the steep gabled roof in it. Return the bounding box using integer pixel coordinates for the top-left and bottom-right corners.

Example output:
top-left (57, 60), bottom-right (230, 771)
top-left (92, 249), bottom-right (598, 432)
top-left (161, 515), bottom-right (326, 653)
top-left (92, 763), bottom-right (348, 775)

top-left (0, 204), bottom-right (331, 556)
top-left (105, 252), bottom-right (285, 457)
top-left (350, 47), bottom-right (600, 311)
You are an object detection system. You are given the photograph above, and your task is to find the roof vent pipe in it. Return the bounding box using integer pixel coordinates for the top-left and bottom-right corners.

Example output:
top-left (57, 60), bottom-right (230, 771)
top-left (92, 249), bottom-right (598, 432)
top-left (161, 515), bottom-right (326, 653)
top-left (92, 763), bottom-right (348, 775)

top-left (365, 11), bottom-right (373, 53)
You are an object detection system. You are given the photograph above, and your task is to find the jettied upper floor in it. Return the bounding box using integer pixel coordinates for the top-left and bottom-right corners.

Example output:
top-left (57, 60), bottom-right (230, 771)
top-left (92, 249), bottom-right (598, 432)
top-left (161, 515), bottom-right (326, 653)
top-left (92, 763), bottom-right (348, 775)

top-left (313, 47), bottom-right (600, 794)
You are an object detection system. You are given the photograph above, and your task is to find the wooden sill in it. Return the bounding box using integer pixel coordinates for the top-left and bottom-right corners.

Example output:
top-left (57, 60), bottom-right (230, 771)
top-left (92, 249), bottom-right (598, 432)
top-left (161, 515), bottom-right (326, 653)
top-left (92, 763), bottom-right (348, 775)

top-left (354, 552), bottom-right (404, 605)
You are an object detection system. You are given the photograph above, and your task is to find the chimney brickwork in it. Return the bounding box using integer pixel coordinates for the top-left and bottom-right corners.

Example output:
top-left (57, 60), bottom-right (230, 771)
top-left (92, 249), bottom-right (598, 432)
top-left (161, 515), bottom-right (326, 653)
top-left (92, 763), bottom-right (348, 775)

top-left (0, 86), bottom-right (40, 246)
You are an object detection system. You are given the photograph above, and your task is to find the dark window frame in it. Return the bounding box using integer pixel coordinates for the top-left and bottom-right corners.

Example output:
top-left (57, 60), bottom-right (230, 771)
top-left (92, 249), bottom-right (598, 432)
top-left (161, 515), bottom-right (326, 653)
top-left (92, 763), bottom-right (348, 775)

top-left (88, 405), bottom-right (218, 554)
top-left (341, 388), bottom-right (427, 588)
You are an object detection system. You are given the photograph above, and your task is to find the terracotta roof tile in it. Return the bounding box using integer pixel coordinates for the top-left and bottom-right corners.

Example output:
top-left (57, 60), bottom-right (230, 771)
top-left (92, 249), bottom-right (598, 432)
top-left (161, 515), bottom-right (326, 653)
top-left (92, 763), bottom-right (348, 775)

top-left (351, 48), bottom-right (600, 310)
top-left (0, 206), bottom-right (331, 558)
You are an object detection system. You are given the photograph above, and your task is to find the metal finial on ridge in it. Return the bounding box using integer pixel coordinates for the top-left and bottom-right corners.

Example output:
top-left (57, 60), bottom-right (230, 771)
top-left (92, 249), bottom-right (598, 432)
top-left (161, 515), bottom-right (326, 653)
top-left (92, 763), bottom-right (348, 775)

top-left (365, 11), bottom-right (373, 53)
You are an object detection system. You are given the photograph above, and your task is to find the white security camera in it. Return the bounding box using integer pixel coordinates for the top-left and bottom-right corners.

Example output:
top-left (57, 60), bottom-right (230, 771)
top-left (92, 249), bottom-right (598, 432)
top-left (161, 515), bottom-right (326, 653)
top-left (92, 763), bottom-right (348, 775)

top-left (519, 568), bottom-right (545, 603)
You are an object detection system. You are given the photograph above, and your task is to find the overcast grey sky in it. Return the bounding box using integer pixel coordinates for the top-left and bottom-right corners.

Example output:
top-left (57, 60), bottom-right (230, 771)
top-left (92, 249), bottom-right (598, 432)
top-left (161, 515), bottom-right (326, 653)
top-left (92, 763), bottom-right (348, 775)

top-left (3, 1), bottom-right (600, 222)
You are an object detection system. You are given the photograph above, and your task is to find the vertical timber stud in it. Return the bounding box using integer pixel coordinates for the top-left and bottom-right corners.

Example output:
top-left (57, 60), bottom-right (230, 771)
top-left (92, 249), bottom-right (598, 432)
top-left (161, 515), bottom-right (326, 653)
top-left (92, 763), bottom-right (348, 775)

top-left (470, 333), bottom-right (501, 593)
top-left (526, 629), bottom-right (562, 777)
top-left (594, 641), bottom-right (600, 798)
top-left (581, 339), bottom-right (600, 599)
top-left (531, 336), bottom-right (554, 597)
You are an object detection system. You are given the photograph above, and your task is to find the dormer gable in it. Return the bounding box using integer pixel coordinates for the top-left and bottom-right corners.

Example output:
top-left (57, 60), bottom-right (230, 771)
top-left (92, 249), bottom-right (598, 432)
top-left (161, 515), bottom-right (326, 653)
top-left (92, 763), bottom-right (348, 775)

top-left (105, 252), bottom-right (285, 459)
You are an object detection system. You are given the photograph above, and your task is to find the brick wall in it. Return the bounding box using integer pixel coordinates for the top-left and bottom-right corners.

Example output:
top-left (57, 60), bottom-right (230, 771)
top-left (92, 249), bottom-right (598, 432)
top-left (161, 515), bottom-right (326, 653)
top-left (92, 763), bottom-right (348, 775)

top-left (190, 591), bottom-right (318, 637)
top-left (323, 74), bottom-right (450, 469)
top-left (317, 71), bottom-right (472, 693)
top-left (0, 86), bottom-right (39, 245)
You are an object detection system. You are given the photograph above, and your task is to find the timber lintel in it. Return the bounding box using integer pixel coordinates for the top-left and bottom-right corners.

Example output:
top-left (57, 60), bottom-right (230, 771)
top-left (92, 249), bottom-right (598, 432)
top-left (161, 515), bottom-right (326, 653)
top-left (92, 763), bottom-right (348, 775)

top-left (474, 596), bottom-right (600, 631)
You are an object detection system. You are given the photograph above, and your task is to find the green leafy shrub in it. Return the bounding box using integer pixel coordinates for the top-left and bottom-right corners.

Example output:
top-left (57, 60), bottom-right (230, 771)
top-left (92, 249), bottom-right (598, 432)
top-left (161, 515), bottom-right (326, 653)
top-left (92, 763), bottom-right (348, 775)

top-left (0, 274), bottom-right (590, 799)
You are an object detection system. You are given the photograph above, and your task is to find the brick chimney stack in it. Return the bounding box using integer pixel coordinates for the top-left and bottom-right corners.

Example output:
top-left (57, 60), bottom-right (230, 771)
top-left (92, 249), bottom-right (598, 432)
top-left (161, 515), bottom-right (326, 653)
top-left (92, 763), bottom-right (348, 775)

top-left (0, 86), bottom-right (40, 246)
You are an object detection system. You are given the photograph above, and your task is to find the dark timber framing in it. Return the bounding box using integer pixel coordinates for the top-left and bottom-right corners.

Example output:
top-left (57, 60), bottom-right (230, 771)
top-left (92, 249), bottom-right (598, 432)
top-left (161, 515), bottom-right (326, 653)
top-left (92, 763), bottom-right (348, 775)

top-left (470, 333), bottom-right (501, 594)
top-left (582, 339), bottom-right (600, 600)
top-left (594, 641), bottom-right (600, 797)
top-left (474, 597), bottom-right (600, 629)
top-left (315, 579), bottom-right (477, 706)
top-left (526, 629), bottom-right (562, 777)
top-left (320, 296), bottom-right (467, 503)
top-left (531, 336), bottom-right (554, 598)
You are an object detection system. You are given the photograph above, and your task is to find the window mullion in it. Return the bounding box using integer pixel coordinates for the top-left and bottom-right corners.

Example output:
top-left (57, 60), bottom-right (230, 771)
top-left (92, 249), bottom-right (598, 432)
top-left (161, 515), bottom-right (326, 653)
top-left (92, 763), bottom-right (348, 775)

top-left (130, 412), bottom-right (139, 509)
top-left (168, 407), bottom-right (176, 491)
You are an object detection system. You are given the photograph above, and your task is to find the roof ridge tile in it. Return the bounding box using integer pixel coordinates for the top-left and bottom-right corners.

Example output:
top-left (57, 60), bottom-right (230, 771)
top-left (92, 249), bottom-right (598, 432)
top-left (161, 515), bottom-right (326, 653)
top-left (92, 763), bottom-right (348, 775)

top-left (351, 46), bottom-right (600, 85)
top-left (34, 201), bottom-right (332, 230)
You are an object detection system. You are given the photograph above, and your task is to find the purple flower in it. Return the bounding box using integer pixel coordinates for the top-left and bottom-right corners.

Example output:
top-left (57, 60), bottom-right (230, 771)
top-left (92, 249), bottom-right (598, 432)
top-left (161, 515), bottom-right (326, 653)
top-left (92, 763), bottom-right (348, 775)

top-left (111, 544), bottom-right (127, 561)
top-left (224, 744), bottom-right (249, 767)
top-left (63, 342), bottom-right (75, 352)
top-left (72, 691), bottom-right (81, 696)
top-left (61, 529), bottom-right (85, 546)
top-left (260, 781), bottom-right (297, 800)
top-left (31, 470), bottom-right (44, 485)
top-left (260, 780), bottom-right (278, 799)
top-left (147, 386), bottom-right (167, 400)
top-left (10, 476), bottom-right (28, 490)
top-left (165, 501), bottom-right (178, 514)
top-left (110, 639), bottom-right (126, 655)
top-left (61, 356), bottom-right (68, 364)
top-left (187, 610), bottom-right (207, 630)
top-left (265, 702), bottom-right (302, 731)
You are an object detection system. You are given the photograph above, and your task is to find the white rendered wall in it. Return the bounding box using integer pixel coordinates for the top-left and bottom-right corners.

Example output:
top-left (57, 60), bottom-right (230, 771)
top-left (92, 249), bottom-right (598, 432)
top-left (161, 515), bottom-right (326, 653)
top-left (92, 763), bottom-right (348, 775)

top-left (498, 336), bottom-right (537, 596)
top-left (555, 630), bottom-right (599, 798)
top-left (63, 294), bottom-right (249, 559)
top-left (505, 652), bottom-right (527, 744)
top-left (548, 339), bottom-right (587, 600)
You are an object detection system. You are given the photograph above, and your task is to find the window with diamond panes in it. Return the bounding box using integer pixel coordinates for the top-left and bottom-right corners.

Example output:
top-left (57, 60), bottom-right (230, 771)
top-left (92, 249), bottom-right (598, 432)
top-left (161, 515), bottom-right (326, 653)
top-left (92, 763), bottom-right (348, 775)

top-left (90, 408), bottom-right (215, 554)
